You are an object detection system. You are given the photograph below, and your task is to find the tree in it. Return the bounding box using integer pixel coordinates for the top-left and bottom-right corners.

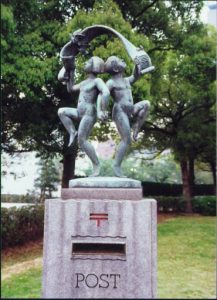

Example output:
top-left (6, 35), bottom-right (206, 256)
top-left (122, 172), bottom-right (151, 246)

top-left (34, 157), bottom-right (60, 201)
top-left (80, 151), bottom-right (181, 183)
top-left (112, 0), bottom-right (216, 212)
top-left (144, 25), bottom-right (216, 212)
top-left (114, 0), bottom-right (204, 49)
top-left (1, 0), bottom-right (97, 187)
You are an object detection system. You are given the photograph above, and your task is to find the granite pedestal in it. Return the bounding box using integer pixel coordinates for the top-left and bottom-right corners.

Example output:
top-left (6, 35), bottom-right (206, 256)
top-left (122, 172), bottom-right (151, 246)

top-left (42, 177), bottom-right (157, 299)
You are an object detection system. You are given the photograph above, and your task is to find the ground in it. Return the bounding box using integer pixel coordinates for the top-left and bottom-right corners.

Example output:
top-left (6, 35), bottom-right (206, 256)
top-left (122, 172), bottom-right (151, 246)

top-left (1, 214), bottom-right (216, 299)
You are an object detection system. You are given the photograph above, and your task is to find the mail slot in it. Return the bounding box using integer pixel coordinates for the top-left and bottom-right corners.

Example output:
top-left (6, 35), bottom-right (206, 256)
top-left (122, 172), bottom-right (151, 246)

top-left (72, 242), bottom-right (126, 255)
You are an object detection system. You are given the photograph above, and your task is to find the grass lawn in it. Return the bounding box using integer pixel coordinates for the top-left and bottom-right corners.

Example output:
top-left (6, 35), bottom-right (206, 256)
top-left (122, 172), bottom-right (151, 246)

top-left (157, 216), bottom-right (216, 299)
top-left (1, 216), bottom-right (216, 299)
top-left (2, 267), bottom-right (42, 299)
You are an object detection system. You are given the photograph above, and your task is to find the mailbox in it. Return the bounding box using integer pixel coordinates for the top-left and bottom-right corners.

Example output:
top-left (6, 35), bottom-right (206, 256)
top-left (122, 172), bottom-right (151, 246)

top-left (42, 177), bottom-right (157, 299)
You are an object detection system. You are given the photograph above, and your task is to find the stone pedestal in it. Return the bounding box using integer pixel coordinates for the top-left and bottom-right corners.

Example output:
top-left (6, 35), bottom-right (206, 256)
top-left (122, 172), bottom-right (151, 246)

top-left (42, 177), bottom-right (157, 299)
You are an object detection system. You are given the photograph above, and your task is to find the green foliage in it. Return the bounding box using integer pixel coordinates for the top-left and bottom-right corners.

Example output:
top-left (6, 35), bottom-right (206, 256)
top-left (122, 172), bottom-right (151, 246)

top-left (79, 152), bottom-right (182, 182)
top-left (150, 24), bottom-right (216, 160)
top-left (1, 0), bottom-right (95, 155)
top-left (84, 158), bottom-right (114, 177)
top-left (1, 205), bottom-right (44, 248)
top-left (1, 4), bottom-right (16, 52)
top-left (145, 23), bottom-right (216, 201)
top-left (34, 157), bottom-right (60, 200)
top-left (1, 194), bottom-right (39, 203)
top-left (155, 195), bottom-right (216, 215)
top-left (155, 196), bottom-right (183, 213)
top-left (194, 161), bottom-right (214, 184)
top-left (192, 196), bottom-right (216, 216)
top-left (115, 0), bottom-right (204, 45)
top-left (125, 153), bottom-right (182, 183)
top-left (2, 1), bottom-right (60, 153)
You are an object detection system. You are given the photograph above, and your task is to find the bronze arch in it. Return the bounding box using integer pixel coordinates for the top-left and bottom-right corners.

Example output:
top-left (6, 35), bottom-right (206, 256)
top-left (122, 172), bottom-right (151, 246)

top-left (58, 25), bottom-right (154, 81)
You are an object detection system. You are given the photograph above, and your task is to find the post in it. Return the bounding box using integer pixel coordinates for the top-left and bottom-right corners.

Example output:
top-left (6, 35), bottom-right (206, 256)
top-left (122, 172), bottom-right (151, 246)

top-left (42, 177), bottom-right (157, 299)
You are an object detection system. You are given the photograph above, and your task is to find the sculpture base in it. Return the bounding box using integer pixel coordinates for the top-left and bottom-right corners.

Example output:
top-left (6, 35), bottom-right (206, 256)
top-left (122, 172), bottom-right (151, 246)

top-left (69, 176), bottom-right (142, 188)
top-left (62, 177), bottom-right (142, 200)
top-left (42, 182), bottom-right (157, 299)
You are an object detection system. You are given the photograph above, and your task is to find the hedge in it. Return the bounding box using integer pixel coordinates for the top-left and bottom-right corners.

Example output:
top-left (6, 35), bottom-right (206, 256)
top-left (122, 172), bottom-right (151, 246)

top-left (192, 196), bottom-right (216, 216)
top-left (1, 204), bottom-right (44, 249)
top-left (142, 182), bottom-right (215, 196)
top-left (155, 195), bottom-right (216, 216)
top-left (1, 194), bottom-right (40, 203)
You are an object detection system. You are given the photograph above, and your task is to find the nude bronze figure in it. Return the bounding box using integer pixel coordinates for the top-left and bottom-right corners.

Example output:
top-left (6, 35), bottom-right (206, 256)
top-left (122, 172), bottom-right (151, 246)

top-left (105, 56), bottom-right (150, 177)
top-left (58, 57), bottom-right (110, 177)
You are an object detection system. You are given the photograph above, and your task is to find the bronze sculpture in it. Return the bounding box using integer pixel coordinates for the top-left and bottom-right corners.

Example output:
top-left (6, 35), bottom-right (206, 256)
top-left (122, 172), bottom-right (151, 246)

top-left (58, 25), bottom-right (154, 177)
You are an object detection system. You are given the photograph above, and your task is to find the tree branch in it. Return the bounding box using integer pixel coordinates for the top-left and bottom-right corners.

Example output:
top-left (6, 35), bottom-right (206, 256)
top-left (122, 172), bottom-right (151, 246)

top-left (148, 46), bottom-right (176, 54)
top-left (146, 121), bottom-right (173, 136)
top-left (138, 148), bottom-right (168, 161)
top-left (182, 101), bottom-right (215, 119)
top-left (134, 0), bottom-right (158, 18)
top-left (2, 148), bottom-right (33, 154)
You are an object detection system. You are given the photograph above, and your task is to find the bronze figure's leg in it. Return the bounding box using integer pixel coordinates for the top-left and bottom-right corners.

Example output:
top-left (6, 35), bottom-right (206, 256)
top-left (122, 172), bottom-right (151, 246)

top-left (58, 107), bottom-right (79, 147)
top-left (132, 100), bottom-right (150, 141)
top-left (78, 115), bottom-right (100, 177)
top-left (113, 111), bottom-right (131, 177)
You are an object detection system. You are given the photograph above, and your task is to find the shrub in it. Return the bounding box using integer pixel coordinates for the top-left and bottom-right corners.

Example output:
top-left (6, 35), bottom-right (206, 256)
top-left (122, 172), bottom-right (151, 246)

top-left (142, 182), bottom-right (182, 196)
top-left (154, 195), bottom-right (216, 215)
top-left (1, 205), bottom-right (44, 248)
top-left (192, 196), bottom-right (216, 216)
top-left (154, 196), bottom-right (183, 213)
top-left (1, 194), bottom-right (40, 203)
top-left (142, 182), bottom-right (215, 196)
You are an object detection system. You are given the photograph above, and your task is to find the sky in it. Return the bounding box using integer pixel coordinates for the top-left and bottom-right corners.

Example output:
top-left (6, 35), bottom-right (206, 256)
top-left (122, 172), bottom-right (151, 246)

top-left (2, 152), bottom-right (40, 196)
top-left (1, 1), bottom-right (216, 196)
top-left (200, 0), bottom-right (217, 27)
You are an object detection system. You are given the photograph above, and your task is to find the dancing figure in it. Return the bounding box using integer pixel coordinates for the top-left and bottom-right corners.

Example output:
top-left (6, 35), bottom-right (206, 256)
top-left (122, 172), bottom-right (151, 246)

top-left (105, 56), bottom-right (150, 177)
top-left (58, 56), bottom-right (110, 177)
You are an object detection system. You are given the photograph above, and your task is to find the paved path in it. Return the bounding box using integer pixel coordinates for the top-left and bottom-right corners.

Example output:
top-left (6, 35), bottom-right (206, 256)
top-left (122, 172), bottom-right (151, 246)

top-left (2, 257), bottom-right (42, 280)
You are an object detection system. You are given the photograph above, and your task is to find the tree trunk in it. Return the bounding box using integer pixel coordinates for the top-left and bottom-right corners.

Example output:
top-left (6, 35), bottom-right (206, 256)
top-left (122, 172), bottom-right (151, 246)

top-left (61, 141), bottom-right (78, 188)
top-left (189, 156), bottom-right (195, 196)
top-left (210, 161), bottom-right (216, 186)
top-left (180, 159), bottom-right (193, 213)
top-left (40, 188), bottom-right (46, 203)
